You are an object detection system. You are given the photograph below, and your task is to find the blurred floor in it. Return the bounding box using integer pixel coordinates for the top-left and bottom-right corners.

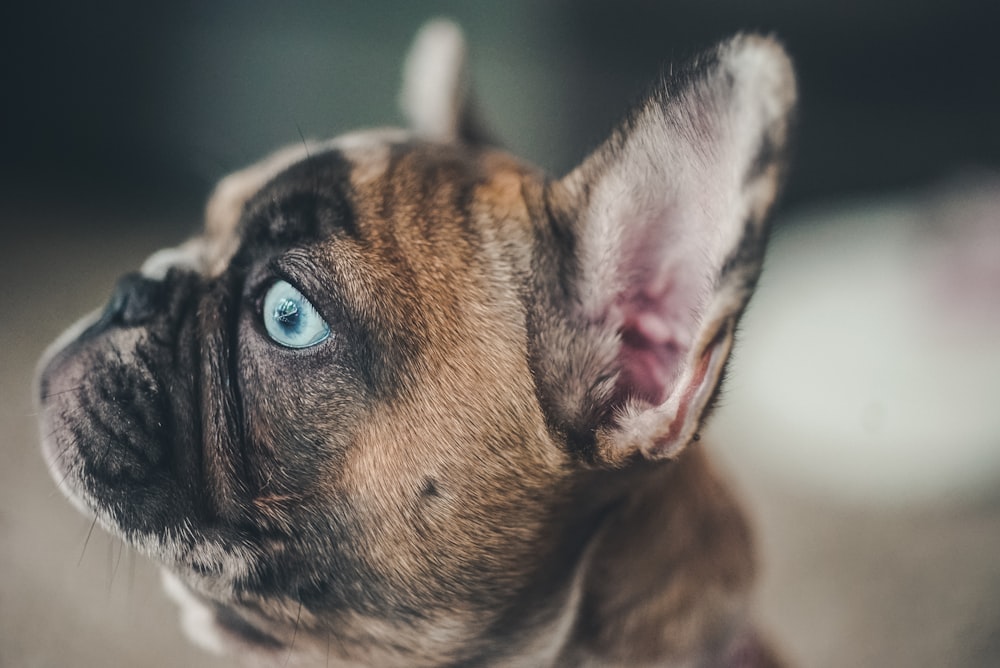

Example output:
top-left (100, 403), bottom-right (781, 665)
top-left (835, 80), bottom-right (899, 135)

top-left (2, 192), bottom-right (999, 667)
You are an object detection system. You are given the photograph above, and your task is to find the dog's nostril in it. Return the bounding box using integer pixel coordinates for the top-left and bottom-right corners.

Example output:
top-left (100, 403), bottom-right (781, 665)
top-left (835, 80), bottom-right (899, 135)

top-left (105, 272), bottom-right (166, 326)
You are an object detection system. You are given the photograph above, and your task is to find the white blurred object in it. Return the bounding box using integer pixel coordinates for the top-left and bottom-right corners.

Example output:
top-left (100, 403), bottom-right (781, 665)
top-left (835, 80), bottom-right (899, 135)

top-left (709, 176), bottom-right (1000, 505)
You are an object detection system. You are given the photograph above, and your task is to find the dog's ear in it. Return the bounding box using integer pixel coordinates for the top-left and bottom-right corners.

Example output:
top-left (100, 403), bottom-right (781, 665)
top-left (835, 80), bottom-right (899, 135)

top-left (537, 35), bottom-right (796, 466)
top-left (400, 19), bottom-right (489, 144)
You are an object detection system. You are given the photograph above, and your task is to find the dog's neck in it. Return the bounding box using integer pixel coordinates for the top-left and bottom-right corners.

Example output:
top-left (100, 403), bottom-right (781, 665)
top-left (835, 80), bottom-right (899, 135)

top-left (555, 447), bottom-right (779, 667)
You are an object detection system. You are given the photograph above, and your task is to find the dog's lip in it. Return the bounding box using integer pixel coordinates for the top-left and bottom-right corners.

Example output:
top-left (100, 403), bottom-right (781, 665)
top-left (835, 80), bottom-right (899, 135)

top-left (36, 275), bottom-right (215, 534)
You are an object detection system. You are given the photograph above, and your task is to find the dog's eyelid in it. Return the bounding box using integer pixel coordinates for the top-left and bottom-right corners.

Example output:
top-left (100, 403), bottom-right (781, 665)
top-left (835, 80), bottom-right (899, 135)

top-left (271, 255), bottom-right (325, 300)
top-left (242, 253), bottom-right (317, 301)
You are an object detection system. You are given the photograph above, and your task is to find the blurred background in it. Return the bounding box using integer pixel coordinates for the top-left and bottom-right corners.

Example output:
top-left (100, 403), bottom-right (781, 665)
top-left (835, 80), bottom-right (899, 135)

top-left (1, 1), bottom-right (998, 666)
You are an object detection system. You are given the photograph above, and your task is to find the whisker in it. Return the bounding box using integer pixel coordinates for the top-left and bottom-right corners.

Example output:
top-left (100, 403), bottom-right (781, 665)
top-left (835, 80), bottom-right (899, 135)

top-left (48, 431), bottom-right (78, 456)
top-left (127, 548), bottom-right (136, 594)
top-left (296, 122), bottom-right (311, 159)
top-left (108, 537), bottom-right (126, 594)
top-left (283, 597), bottom-right (304, 668)
top-left (114, 538), bottom-right (126, 579)
top-left (40, 385), bottom-right (85, 401)
top-left (48, 444), bottom-right (81, 498)
top-left (78, 516), bottom-right (99, 567)
top-left (48, 472), bottom-right (74, 499)
top-left (41, 422), bottom-right (73, 444)
top-left (106, 534), bottom-right (115, 596)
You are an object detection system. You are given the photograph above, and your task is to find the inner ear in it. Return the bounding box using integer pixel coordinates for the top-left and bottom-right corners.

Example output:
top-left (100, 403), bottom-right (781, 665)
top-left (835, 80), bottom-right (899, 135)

top-left (612, 230), bottom-right (718, 407)
top-left (535, 34), bottom-right (796, 465)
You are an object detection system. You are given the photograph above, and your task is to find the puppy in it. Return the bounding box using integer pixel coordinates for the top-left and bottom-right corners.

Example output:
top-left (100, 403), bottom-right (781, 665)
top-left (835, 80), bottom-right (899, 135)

top-left (37, 20), bottom-right (796, 667)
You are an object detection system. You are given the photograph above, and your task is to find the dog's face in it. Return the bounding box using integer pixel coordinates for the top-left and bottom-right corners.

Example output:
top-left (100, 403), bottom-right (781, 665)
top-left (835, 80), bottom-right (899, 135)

top-left (38, 22), bottom-right (795, 667)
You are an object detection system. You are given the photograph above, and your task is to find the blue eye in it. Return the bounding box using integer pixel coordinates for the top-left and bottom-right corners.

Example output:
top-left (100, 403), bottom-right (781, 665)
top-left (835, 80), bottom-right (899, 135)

top-left (261, 280), bottom-right (330, 349)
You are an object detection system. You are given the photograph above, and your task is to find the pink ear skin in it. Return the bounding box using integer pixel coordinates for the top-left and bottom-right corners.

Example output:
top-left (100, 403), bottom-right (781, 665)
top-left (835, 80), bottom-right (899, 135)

top-left (595, 317), bottom-right (736, 467)
top-left (542, 34), bottom-right (796, 467)
top-left (615, 271), bottom-right (700, 407)
top-left (648, 321), bottom-right (733, 458)
top-left (653, 349), bottom-right (718, 452)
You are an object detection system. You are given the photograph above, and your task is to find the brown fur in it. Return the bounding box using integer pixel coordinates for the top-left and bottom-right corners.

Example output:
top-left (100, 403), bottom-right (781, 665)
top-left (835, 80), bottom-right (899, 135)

top-left (37, 25), bottom-right (796, 667)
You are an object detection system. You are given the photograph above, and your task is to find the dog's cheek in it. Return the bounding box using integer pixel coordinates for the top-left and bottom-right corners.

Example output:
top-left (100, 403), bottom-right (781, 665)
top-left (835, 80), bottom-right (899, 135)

top-left (237, 326), bottom-right (366, 495)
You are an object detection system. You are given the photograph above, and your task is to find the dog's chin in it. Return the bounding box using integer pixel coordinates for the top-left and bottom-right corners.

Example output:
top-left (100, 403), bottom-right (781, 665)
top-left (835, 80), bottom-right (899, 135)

top-left (161, 571), bottom-right (284, 658)
top-left (160, 570), bottom-right (341, 668)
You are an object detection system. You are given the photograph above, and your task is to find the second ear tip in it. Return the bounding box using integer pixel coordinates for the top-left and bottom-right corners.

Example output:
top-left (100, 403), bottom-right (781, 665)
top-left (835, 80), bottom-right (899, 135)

top-left (726, 33), bottom-right (797, 86)
top-left (414, 18), bottom-right (465, 49)
top-left (405, 18), bottom-right (468, 85)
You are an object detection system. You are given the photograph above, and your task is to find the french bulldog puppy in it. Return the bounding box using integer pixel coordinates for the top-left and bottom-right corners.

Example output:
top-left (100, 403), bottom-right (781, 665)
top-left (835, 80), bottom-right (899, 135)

top-left (37, 20), bottom-right (796, 667)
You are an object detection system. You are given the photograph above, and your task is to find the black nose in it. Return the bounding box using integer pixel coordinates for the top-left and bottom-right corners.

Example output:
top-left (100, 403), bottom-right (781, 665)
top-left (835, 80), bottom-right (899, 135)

top-left (104, 272), bottom-right (166, 326)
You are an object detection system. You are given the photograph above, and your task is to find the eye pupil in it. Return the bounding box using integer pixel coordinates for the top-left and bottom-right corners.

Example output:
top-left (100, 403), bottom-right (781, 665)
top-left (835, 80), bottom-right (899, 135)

top-left (274, 299), bottom-right (300, 327)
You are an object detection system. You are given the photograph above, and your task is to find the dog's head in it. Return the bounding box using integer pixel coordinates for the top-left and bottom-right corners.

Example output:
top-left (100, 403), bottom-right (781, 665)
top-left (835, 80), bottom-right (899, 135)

top-left (37, 22), bottom-right (795, 666)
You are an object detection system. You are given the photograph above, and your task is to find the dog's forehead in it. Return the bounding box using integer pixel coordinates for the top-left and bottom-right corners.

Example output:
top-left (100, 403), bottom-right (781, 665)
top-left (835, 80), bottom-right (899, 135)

top-left (197, 128), bottom-right (537, 277)
top-left (194, 130), bottom-right (400, 273)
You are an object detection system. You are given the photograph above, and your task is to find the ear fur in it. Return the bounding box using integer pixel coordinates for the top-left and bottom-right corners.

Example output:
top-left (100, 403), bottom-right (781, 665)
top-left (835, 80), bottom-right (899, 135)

top-left (400, 19), bottom-right (488, 144)
top-left (539, 35), bottom-right (797, 465)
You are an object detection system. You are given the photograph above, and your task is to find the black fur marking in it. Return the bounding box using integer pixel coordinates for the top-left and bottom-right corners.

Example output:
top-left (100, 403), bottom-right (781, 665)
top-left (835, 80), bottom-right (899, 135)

top-left (718, 218), bottom-right (766, 289)
top-left (235, 149), bottom-right (358, 268)
top-left (746, 129), bottom-right (782, 187)
top-left (420, 478), bottom-right (441, 498)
